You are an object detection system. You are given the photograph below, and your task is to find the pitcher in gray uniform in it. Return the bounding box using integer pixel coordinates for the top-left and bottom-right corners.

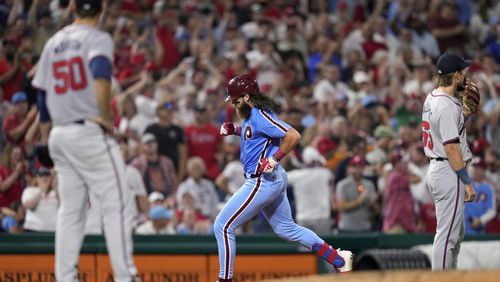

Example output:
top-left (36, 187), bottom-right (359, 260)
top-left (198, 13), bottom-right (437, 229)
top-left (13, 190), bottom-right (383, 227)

top-left (422, 53), bottom-right (476, 270)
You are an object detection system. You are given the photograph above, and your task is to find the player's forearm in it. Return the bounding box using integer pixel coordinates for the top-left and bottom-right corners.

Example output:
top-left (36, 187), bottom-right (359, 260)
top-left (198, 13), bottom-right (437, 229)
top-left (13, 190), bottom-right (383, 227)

top-left (94, 79), bottom-right (113, 122)
top-left (278, 128), bottom-right (301, 155)
top-left (444, 143), bottom-right (466, 171)
top-left (39, 122), bottom-right (52, 145)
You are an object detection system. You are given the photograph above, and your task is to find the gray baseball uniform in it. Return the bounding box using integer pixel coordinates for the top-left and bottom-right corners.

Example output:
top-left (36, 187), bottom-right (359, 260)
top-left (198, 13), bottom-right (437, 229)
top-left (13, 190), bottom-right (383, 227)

top-left (32, 23), bottom-right (137, 281)
top-left (422, 89), bottom-right (473, 270)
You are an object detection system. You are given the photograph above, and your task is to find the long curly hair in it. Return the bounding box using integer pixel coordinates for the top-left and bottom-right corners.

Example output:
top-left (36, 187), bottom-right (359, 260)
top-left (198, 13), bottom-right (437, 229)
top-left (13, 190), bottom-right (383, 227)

top-left (249, 93), bottom-right (281, 114)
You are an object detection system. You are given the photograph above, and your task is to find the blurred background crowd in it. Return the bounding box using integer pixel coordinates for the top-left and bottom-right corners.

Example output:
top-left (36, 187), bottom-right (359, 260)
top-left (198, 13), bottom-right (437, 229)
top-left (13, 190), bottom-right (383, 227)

top-left (0, 0), bottom-right (500, 236)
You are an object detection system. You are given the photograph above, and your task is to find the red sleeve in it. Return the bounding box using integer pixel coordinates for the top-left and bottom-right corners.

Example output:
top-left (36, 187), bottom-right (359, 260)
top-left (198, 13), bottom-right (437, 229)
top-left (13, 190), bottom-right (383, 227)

top-left (0, 59), bottom-right (10, 75)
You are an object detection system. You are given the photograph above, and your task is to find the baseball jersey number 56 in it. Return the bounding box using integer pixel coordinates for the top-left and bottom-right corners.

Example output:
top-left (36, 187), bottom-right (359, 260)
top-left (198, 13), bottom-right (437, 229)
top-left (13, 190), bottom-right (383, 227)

top-left (52, 56), bottom-right (88, 95)
top-left (422, 121), bottom-right (434, 150)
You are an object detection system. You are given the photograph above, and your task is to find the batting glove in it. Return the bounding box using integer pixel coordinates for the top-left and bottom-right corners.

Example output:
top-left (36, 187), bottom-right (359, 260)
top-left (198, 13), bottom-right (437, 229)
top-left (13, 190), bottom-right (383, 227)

top-left (220, 122), bottom-right (241, 136)
top-left (257, 156), bottom-right (279, 173)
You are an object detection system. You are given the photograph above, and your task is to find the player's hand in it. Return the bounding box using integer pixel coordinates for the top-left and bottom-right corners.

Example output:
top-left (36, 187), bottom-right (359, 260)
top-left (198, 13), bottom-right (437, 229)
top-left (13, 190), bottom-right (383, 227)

top-left (220, 122), bottom-right (235, 136)
top-left (464, 183), bottom-right (476, 202)
top-left (257, 157), bottom-right (279, 174)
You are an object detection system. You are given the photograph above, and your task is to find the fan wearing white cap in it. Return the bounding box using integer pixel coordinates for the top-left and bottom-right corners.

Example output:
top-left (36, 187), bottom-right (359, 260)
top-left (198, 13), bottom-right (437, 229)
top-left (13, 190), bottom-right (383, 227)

top-left (287, 147), bottom-right (334, 234)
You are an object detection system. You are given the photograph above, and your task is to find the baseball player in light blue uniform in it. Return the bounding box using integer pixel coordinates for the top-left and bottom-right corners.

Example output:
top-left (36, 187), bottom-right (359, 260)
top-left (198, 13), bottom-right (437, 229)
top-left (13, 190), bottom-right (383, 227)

top-left (214, 74), bottom-right (353, 282)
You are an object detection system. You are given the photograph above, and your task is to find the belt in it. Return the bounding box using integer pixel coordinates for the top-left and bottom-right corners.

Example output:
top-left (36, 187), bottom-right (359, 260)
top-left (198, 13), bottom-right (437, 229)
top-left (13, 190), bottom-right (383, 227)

top-left (430, 157), bottom-right (447, 161)
top-left (243, 172), bottom-right (261, 179)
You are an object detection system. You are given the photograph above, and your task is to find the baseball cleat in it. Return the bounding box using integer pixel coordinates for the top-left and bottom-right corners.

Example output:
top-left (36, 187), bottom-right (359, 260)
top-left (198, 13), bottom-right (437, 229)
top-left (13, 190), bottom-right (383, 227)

top-left (334, 249), bottom-right (353, 273)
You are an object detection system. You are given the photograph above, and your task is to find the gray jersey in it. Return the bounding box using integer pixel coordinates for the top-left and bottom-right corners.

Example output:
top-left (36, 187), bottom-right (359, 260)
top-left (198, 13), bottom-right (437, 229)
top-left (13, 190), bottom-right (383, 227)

top-left (422, 89), bottom-right (472, 162)
top-left (32, 24), bottom-right (114, 125)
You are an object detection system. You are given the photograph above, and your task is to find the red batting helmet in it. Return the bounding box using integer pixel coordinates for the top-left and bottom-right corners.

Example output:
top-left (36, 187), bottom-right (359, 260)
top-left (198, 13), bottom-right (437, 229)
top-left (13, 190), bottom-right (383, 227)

top-left (225, 74), bottom-right (259, 102)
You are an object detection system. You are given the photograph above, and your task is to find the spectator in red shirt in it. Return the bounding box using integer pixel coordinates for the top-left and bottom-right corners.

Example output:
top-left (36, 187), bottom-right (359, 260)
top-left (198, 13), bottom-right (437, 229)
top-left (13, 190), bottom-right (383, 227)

top-left (2, 92), bottom-right (38, 150)
top-left (383, 151), bottom-right (417, 233)
top-left (0, 39), bottom-right (29, 102)
top-left (0, 146), bottom-right (26, 208)
top-left (419, 202), bottom-right (437, 234)
top-left (154, 6), bottom-right (180, 71)
top-left (427, 2), bottom-right (466, 54)
top-left (185, 105), bottom-right (222, 180)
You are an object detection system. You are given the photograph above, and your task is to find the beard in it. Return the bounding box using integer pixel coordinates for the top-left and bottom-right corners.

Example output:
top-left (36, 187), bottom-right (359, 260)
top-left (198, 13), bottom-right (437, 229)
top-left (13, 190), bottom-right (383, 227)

top-left (456, 78), bottom-right (466, 93)
top-left (236, 101), bottom-right (252, 120)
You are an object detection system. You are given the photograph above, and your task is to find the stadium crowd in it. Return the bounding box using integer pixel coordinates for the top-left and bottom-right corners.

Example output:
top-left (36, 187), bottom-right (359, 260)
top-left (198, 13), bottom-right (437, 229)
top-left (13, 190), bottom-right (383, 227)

top-left (0, 0), bottom-right (500, 236)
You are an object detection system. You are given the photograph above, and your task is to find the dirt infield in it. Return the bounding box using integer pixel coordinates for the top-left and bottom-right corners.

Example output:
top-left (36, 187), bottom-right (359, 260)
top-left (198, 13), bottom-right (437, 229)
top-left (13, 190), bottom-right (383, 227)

top-left (263, 270), bottom-right (500, 282)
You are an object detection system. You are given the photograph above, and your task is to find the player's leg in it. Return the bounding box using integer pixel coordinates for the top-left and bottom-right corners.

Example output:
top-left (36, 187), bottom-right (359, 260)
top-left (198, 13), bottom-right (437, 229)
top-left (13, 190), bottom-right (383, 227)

top-left (50, 129), bottom-right (89, 282)
top-left (88, 134), bottom-right (137, 282)
top-left (214, 176), bottom-right (277, 281)
top-left (451, 219), bottom-right (465, 268)
top-left (261, 167), bottom-right (350, 271)
top-left (429, 162), bottom-right (465, 270)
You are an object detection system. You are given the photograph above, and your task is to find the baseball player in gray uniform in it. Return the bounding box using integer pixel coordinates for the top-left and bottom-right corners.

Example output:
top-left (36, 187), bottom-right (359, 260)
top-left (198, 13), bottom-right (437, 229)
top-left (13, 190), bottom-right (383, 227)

top-left (32, 0), bottom-right (137, 281)
top-left (422, 53), bottom-right (476, 270)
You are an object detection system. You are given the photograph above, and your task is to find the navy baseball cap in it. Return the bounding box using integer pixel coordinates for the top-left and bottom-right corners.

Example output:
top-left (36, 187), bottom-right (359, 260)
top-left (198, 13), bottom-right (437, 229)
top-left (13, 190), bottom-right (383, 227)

top-left (75, 0), bottom-right (101, 12)
top-left (436, 52), bottom-right (471, 75)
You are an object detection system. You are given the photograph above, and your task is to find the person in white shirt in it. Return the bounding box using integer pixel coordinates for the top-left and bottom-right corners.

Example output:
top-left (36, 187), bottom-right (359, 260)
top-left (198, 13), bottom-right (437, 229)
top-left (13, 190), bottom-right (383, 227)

top-left (21, 167), bottom-right (58, 232)
top-left (135, 206), bottom-right (175, 235)
top-left (176, 157), bottom-right (220, 219)
top-left (287, 147), bottom-right (334, 234)
top-left (215, 138), bottom-right (245, 201)
top-left (313, 64), bottom-right (352, 110)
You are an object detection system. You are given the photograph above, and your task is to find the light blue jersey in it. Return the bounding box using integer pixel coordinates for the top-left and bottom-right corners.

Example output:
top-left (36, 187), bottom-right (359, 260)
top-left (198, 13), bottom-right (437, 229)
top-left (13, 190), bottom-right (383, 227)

top-left (240, 108), bottom-right (291, 174)
top-left (214, 106), bottom-right (342, 281)
top-left (464, 182), bottom-right (495, 234)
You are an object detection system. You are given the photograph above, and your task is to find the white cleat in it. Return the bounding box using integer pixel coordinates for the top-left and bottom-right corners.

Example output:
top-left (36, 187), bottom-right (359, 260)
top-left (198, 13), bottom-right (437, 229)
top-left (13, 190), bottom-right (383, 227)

top-left (335, 249), bottom-right (354, 273)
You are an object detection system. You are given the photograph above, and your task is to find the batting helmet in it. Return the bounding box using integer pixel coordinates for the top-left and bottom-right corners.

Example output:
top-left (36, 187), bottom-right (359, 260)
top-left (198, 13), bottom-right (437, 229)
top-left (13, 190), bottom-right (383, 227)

top-left (225, 74), bottom-right (259, 102)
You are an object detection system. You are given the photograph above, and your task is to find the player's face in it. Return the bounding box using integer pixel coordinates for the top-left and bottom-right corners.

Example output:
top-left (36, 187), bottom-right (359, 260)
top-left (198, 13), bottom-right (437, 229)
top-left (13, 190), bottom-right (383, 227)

top-left (455, 69), bottom-right (467, 92)
top-left (233, 95), bottom-right (251, 119)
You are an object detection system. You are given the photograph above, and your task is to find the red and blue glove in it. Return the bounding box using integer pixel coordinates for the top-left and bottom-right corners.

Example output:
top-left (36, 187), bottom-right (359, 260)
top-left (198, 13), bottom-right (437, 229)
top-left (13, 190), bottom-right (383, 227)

top-left (220, 122), bottom-right (241, 136)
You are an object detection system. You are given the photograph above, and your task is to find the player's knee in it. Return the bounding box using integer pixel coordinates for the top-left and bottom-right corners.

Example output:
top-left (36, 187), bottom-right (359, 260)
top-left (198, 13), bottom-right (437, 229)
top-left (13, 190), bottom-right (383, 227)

top-left (214, 215), bottom-right (228, 235)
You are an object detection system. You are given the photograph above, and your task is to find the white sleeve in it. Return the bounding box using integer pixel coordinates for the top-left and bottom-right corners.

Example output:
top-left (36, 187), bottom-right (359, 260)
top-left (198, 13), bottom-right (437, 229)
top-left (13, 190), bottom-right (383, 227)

top-left (126, 166), bottom-right (147, 196)
top-left (32, 44), bottom-right (50, 90)
top-left (88, 32), bottom-right (114, 62)
top-left (175, 183), bottom-right (186, 205)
